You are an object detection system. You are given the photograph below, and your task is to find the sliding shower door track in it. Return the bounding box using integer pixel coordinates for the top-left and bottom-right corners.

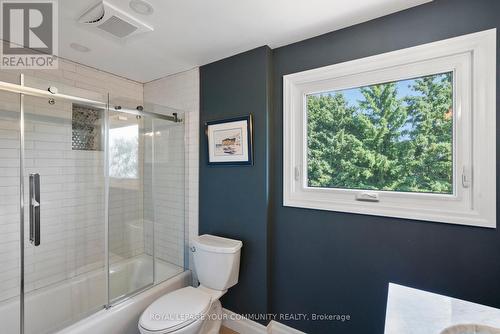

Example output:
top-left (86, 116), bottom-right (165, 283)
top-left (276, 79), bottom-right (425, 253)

top-left (0, 79), bottom-right (181, 122)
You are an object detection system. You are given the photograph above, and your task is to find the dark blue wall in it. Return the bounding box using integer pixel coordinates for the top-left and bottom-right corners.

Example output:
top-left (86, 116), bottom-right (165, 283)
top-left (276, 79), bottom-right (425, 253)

top-left (199, 46), bottom-right (272, 318)
top-left (200, 0), bottom-right (500, 333)
top-left (271, 0), bottom-right (500, 333)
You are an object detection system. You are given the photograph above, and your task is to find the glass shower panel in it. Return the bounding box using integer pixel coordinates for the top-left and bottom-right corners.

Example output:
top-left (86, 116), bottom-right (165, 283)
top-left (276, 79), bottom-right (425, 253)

top-left (107, 104), bottom-right (186, 303)
top-left (150, 115), bottom-right (185, 283)
top-left (108, 110), bottom-right (154, 302)
top-left (23, 94), bottom-right (106, 334)
top-left (0, 90), bottom-right (21, 333)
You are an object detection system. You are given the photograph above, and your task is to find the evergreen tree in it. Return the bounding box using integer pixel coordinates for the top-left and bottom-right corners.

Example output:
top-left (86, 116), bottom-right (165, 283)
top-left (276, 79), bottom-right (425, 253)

top-left (306, 73), bottom-right (453, 193)
top-left (355, 83), bottom-right (408, 190)
top-left (405, 73), bottom-right (453, 193)
top-left (307, 93), bottom-right (364, 188)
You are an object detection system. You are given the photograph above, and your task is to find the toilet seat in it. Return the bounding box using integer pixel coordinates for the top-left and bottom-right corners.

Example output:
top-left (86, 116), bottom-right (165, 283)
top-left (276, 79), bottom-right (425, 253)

top-left (139, 286), bottom-right (212, 334)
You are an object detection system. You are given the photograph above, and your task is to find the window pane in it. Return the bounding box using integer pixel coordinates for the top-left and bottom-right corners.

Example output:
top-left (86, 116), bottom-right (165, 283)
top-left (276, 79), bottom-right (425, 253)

top-left (306, 72), bottom-right (453, 194)
top-left (109, 124), bottom-right (139, 178)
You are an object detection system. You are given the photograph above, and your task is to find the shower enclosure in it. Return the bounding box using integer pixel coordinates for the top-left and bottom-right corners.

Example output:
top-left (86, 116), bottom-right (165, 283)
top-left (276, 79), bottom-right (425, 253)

top-left (0, 74), bottom-right (187, 334)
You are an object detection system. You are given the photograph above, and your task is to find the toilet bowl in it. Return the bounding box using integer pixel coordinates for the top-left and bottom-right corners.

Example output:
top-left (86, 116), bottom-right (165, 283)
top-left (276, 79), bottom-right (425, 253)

top-left (139, 235), bottom-right (242, 334)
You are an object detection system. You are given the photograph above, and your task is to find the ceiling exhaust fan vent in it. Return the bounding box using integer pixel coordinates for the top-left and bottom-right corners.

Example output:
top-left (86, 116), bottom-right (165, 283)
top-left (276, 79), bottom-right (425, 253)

top-left (78, 0), bottom-right (153, 39)
top-left (98, 16), bottom-right (138, 38)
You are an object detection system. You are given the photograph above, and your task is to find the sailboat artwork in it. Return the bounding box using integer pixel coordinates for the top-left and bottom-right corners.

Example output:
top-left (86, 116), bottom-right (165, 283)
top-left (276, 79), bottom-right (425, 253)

top-left (214, 129), bottom-right (242, 156)
top-left (206, 115), bottom-right (253, 165)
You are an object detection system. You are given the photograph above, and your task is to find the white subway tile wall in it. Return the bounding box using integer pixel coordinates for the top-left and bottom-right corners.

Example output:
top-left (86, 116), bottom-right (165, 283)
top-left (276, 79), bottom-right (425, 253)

top-left (143, 68), bottom-right (200, 270)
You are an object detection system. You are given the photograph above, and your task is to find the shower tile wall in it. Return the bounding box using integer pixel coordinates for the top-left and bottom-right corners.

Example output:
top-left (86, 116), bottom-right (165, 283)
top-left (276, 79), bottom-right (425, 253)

top-left (0, 60), bottom-right (143, 303)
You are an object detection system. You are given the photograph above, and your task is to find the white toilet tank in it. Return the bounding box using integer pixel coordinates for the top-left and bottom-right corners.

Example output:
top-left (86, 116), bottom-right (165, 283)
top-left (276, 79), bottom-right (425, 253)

top-left (192, 235), bottom-right (242, 291)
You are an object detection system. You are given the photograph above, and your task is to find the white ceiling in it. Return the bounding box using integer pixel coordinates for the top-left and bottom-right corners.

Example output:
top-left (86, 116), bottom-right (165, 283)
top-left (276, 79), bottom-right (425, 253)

top-left (59, 0), bottom-right (431, 82)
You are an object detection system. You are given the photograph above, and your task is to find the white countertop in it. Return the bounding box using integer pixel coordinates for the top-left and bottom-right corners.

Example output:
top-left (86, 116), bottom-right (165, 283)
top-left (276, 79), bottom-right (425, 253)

top-left (384, 283), bottom-right (500, 334)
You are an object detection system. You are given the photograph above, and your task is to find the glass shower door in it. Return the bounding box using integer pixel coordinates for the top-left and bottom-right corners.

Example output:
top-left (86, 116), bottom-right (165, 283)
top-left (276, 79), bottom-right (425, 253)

top-left (22, 94), bottom-right (106, 334)
top-left (107, 104), bottom-right (186, 304)
top-left (149, 115), bottom-right (186, 282)
top-left (0, 89), bottom-right (21, 334)
top-left (107, 109), bottom-right (154, 302)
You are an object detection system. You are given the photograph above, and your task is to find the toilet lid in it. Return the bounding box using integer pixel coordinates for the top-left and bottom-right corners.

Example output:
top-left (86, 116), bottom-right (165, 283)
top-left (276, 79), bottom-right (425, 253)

top-left (139, 286), bottom-right (211, 333)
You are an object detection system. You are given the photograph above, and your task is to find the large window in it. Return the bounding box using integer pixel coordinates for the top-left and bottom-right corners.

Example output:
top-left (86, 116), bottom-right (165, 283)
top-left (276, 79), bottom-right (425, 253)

top-left (283, 30), bottom-right (496, 228)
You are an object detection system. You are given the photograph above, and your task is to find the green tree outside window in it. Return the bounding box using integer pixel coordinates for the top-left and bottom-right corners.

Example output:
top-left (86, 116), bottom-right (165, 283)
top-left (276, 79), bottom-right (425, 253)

top-left (307, 72), bottom-right (453, 194)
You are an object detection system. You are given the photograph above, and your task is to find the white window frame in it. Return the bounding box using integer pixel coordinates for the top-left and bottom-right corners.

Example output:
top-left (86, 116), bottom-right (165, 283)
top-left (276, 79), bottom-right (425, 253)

top-left (283, 29), bottom-right (496, 228)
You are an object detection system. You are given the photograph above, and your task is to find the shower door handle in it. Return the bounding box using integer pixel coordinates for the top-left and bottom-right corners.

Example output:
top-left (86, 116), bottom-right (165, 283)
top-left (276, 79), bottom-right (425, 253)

top-left (29, 173), bottom-right (41, 246)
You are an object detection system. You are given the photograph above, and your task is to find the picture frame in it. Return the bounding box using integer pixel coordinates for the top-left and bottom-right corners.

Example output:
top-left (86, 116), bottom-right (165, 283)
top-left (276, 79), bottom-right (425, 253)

top-left (205, 115), bottom-right (253, 166)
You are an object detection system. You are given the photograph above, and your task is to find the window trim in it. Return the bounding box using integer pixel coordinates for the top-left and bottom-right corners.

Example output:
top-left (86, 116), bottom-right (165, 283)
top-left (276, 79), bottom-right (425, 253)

top-left (283, 29), bottom-right (496, 228)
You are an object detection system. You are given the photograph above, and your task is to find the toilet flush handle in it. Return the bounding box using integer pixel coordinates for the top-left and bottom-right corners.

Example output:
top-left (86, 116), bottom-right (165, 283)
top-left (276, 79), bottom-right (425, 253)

top-left (190, 246), bottom-right (196, 253)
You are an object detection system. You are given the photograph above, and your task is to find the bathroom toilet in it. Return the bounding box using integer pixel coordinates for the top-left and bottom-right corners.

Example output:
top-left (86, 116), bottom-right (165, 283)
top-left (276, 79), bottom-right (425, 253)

top-left (138, 234), bottom-right (242, 334)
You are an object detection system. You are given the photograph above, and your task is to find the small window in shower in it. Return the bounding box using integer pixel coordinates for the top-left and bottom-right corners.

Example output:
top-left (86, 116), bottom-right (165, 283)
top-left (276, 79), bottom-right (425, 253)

top-left (109, 124), bottom-right (139, 179)
top-left (72, 104), bottom-right (103, 151)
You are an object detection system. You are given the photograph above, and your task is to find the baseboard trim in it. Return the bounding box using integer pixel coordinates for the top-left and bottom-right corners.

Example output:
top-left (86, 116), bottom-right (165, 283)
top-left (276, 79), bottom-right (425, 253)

top-left (267, 320), bottom-right (307, 334)
top-left (222, 308), bottom-right (306, 334)
top-left (222, 308), bottom-right (267, 334)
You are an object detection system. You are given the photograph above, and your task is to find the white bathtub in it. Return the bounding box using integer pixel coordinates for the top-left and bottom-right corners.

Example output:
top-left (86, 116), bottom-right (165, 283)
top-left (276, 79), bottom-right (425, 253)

top-left (0, 255), bottom-right (190, 334)
top-left (109, 254), bottom-right (185, 301)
